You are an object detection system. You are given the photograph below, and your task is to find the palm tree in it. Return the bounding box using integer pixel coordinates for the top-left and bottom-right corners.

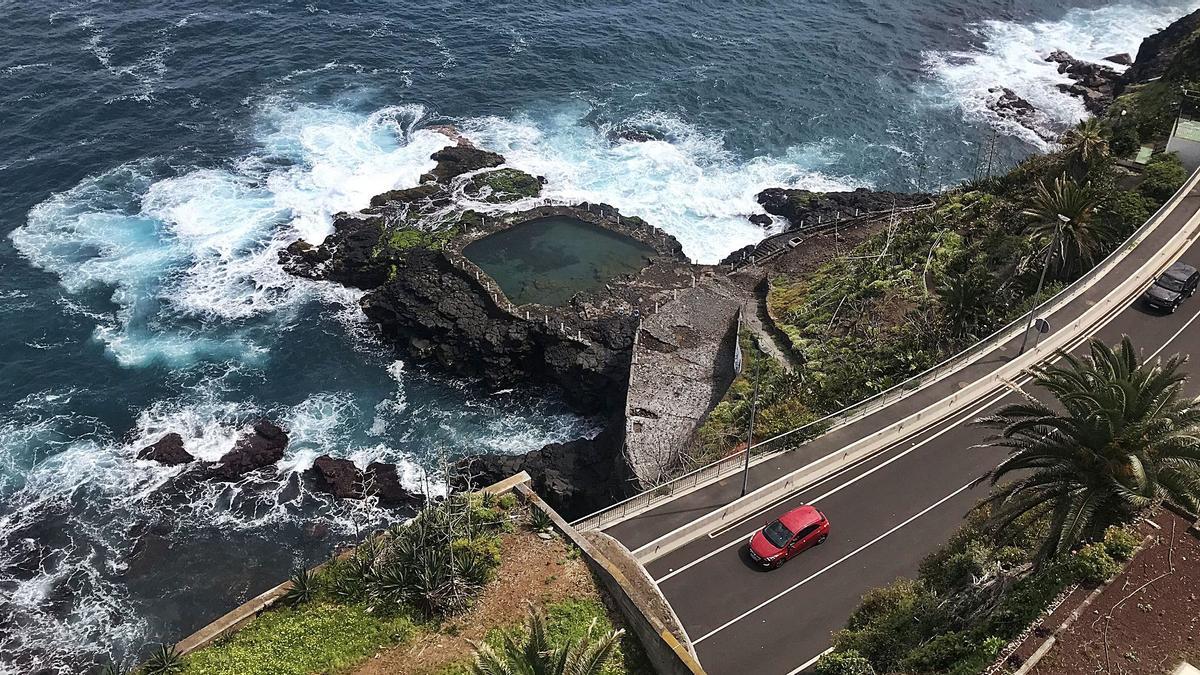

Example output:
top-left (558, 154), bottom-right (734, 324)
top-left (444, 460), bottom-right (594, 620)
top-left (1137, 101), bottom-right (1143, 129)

top-left (1023, 175), bottom-right (1108, 279)
top-left (976, 336), bottom-right (1200, 562)
top-left (1060, 118), bottom-right (1109, 177)
top-left (471, 606), bottom-right (623, 675)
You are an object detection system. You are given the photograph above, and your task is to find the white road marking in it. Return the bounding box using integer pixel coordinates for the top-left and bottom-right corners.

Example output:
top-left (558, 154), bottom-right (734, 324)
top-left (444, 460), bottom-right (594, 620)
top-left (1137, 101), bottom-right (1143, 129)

top-left (693, 479), bottom-right (977, 644)
top-left (1146, 301), bottom-right (1200, 360)
top-left (654, 387), bottom-right (1011, 585)
top-left (788, 648), bottom-right (834, 675)
top-left (706, 452), bottom-right (881, 539)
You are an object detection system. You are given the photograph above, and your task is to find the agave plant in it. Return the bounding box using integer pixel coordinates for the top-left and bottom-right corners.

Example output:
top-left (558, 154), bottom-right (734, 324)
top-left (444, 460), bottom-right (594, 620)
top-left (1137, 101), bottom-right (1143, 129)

top-left (142, 644), bottom-right (185, 675)
top-left (282, 566), bottom-right (318, 607)
top-left (367, 561), bottom-right (413, 608)
top-left (471, 606), bottom-right (623, 675)
top-left (529, 506), bottom-right (554, 533)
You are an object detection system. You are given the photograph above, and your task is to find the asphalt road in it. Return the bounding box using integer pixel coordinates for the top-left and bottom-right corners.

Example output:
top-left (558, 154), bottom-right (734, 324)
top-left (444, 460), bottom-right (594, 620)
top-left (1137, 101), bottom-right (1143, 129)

top-left (605, 185), bottom-right (1200, 674)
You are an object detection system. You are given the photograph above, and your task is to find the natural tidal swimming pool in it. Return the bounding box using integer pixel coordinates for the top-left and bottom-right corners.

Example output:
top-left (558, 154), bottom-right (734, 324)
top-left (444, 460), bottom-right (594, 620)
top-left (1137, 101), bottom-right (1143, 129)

top-left (463, 216), bottom-right (656, 306)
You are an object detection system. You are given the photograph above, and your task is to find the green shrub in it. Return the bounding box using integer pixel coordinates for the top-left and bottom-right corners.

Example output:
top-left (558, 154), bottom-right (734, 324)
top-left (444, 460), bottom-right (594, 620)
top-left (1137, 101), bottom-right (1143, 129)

top-left (451, 535), bottom-right (503, 569)
top-left (1109, 124), bottom-right (1141, 158)
top-left (1068, 542), bottom-right (1120, 583)
top-left (814, 649), bottom-right (876, 675)
top-left (497, 493), bottom-right (519, 510)
top-left (899, 631), bottom-right (977, 673)
top-left (834, 580), bottom-right (949, 672)
top-left (1102, 526), bottom-right (1141, 561)
top-left (1140, 153), bottom-right (1188, 202)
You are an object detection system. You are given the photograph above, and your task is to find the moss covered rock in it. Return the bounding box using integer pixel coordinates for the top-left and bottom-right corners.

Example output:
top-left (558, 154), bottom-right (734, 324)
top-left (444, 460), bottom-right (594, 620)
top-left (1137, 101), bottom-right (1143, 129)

top-left (464, 168), bottom-right (543, 203)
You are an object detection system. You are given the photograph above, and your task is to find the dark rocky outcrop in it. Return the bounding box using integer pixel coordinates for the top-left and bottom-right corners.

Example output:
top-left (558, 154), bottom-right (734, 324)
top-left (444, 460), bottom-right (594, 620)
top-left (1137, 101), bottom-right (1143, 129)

top-left (610, 127), bottom-right (664, 143)
top-left (748, 213), bottom-right (773, 227)
top-left (359, 247), bottom-right (636, 414)
top-left (282, 214), bottom-right (389, 289)
top-left (137, 433), bottom-right (193, 466)
top-left (304, 455), bottom-right (423, 508)
top-left (986, 87), bottom-right (1057, 143)
top-left (455, 422), bottom-right (630, 519)
top-left (364, 462), bottom-right (424, 508)
top-left (1120, 8), bottom-right (1200, 89)
top-left (1045, 50), bottom-right (1120, 114)
top-left (307, 455), bottom-right (363, 499)
top-left (463, 168), bottom-right (542, 203)
top-left (757, 187), bottom-right (929, 230)
top-left (209, 419), bottom-right (289, 481)
top-left (420, 145), bottom-right (505, 184)
top-left (1104, 52), bottom-right (1133, 67)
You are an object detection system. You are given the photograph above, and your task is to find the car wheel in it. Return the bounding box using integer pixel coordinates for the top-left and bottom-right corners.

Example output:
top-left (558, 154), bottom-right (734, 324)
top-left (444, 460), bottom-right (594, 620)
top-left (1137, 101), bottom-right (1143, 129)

top-left (1172, 302), bottom-right (1180, 314)
top-left (817, 534), bottom-right (827, 545)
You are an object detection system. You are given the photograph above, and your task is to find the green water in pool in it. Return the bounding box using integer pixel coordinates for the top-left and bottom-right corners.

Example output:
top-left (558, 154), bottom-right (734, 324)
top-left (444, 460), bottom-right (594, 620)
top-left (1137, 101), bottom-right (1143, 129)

top-left (463, 217), bottom-right (656, 306)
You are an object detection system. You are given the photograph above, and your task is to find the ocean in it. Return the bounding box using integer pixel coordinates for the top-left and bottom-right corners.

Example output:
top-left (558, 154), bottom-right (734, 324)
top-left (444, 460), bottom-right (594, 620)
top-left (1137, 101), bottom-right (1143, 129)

top-left (1, 0), bottom-right (1196, 670)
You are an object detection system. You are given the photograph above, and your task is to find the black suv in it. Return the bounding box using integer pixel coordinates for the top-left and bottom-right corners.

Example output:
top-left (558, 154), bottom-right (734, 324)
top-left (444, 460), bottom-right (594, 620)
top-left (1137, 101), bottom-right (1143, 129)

top-left (1143, 262), bottom-right (1200, 313)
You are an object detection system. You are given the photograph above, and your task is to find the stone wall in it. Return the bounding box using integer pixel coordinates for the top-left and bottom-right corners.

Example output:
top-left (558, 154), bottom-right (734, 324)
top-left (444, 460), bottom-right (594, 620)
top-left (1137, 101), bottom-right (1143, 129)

top-left (516, 481), bottom-right (707, 675)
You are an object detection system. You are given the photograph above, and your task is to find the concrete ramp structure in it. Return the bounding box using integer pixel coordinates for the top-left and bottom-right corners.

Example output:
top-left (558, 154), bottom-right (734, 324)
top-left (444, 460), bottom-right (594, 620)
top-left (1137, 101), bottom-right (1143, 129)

top-left (623, 280), bottom-right (741, 485)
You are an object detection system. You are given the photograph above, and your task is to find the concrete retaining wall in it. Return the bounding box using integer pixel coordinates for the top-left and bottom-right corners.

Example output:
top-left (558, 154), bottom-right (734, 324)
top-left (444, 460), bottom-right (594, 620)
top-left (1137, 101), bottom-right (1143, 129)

top-left (516, 482), bottom-right (707, 675)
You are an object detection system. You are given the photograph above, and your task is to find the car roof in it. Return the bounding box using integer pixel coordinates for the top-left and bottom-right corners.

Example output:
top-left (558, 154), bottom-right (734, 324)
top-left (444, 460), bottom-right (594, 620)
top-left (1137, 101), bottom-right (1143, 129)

top-left (779, 505), bottom-right (822, 530)
top-left (1165, 262), bottom-right (1197, 279)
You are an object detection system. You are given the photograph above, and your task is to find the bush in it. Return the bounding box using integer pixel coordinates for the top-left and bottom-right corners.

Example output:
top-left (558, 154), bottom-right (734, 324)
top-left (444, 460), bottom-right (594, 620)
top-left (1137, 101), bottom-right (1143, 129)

top-left (815, 649), bottom-right (876, 675)
top-left (1109, 124), bottom-right (1141, 158)
top-left (1068, 542), bottom-right (1120, 583)
top-left (1102, 526), bottom-right (1141, 561)
top-left (1140, 153), bottom-right (1188, 202)
top-left (497, 493), bottom-right (519, 510)
top-left (834, 580), bottom-right (949, 672)
top-left (899, 631), bottom-right (977, 673)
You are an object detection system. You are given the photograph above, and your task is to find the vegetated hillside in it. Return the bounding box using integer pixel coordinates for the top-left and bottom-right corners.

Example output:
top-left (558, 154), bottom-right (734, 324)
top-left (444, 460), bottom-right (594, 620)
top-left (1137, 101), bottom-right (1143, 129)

top-left (800, 13), bottom-right (1200, 675)
top-left (690, 24), bottom-right (1196, 465)
top-left (1107, 6), bottom-right (1200, 157)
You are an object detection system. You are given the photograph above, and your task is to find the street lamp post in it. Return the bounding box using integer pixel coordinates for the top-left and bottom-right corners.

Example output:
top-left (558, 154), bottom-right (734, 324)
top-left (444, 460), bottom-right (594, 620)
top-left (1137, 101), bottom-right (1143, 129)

top-left (740, 356), bottom-right (763, 498)
top-left (1019, 213), bottom-right (1070, 355)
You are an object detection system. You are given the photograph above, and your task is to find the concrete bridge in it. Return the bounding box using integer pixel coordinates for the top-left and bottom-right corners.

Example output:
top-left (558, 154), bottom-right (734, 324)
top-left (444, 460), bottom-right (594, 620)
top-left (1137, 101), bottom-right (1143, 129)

top-left (572, 169), bottom-right (1200, 674)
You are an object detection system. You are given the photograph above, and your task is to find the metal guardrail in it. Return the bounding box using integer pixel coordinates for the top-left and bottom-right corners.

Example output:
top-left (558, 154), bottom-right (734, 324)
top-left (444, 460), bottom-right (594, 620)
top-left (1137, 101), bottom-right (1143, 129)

top-left (571, 167), bottom-right (1200, 532)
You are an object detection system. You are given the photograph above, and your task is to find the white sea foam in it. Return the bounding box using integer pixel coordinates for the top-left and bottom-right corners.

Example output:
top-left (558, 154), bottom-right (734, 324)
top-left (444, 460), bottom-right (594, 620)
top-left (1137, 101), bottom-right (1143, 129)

top-left (10, 103), bottom-right (444, 366)
top-left (459, 108), bottom-right (863, 263)
top-left (925, 1), bottom-right (1200, 148)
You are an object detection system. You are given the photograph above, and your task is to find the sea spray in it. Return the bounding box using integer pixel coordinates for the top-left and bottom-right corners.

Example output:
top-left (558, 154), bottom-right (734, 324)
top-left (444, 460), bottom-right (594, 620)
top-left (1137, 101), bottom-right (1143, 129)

top-left (925, 0), bottom-right (1200, 147)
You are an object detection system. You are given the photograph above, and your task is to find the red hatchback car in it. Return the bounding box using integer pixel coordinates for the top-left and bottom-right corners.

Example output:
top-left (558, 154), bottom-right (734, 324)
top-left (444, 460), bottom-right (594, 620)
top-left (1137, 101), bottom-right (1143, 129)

top-left (748, 505), bottom-right (830, 568)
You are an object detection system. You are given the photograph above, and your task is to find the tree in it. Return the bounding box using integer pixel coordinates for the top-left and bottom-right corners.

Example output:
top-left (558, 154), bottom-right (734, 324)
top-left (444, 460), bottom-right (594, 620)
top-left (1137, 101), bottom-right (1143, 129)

top-left (976, 336), bottom-right (1200, 562)
top-left (1060, 118), bottom-right (1109, 178)
top-left (471, 606), bottom-right (623, 675)
top-left (1022, 175), bottom-right (1108, 279)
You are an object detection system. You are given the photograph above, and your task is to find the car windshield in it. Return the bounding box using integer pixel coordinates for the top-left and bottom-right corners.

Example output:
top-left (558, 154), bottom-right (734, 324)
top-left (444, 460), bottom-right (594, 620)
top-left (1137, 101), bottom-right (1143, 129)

top-left (762, 520), bottom-right (794, 548)
top-left (1158, 275), bottom-right (1187, 292)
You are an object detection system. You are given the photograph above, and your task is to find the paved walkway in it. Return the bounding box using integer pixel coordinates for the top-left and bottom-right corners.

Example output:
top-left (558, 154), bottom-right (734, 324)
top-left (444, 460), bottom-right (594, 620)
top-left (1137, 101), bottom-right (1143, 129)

top-left (624, 279), bottom-right (742, 484)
